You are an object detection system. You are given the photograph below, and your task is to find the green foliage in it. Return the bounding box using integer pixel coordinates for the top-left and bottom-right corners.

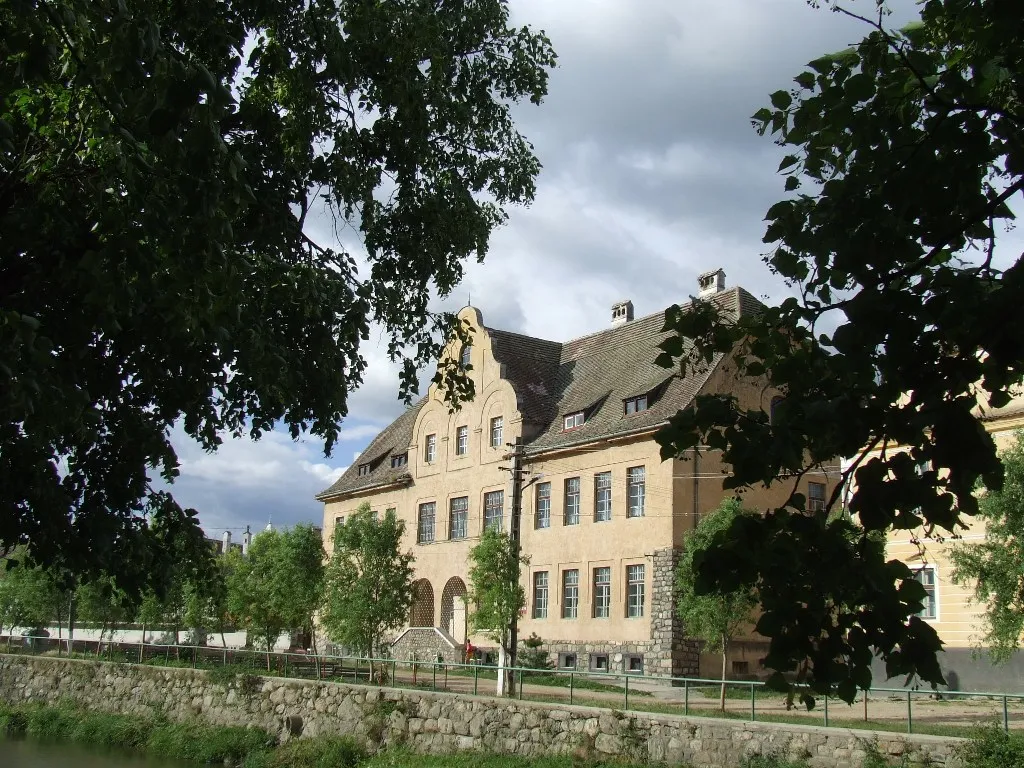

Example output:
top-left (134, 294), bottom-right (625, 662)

top-left (466, 527), bottom-right (528, 653)
top-left (740, 756), bottom-right (809, 768)
top-left (321, 504), bottom-right (416, 657)
top-left (0, 0), bottom-right (555, 592)
top-left (519, 632), bottom-right (553, 671)
top-left (226, 526), bottom-right (323, 651)
top-left (655, 0), bottom-right (1024, 702)
top-left (953, 725), bottom-right (1024, 768)
top-left (951, 431), bottom-right (1024, 662)
top-left (244, 736), bottom-right (366, 768)
top-left (0, 549), bottom-right (61, 632)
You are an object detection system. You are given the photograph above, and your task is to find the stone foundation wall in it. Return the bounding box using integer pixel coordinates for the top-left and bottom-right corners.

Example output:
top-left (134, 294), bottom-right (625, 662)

top-left (391, 628), bottom-right (461, 665)
top-left (0, 655), bottom-right (962, 768)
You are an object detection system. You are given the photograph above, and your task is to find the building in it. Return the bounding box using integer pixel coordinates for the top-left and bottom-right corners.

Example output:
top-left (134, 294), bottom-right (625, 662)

top-left (317, 271), bottom-right (841, 678)
top-left (876, 387), bottom-right (1024, 691)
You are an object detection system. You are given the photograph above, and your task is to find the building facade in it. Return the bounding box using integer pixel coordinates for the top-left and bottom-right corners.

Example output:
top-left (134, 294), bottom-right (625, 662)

top-left (317, 273), bottom-right (840, 679)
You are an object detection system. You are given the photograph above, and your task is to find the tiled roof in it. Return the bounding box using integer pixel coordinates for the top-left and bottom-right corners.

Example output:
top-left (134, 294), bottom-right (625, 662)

top-left (315, 399), bottom-right (425, 501)
top-left (317, 286), bottom-right (763, 500)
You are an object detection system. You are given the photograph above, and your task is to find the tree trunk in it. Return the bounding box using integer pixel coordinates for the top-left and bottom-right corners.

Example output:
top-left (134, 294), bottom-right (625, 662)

top-left (719, 635), bottom-right (728, 712)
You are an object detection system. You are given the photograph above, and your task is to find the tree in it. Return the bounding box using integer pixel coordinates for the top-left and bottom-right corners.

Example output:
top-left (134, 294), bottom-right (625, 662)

top-left (321, 504), bottom-right (415, 670)
top-left (466, 527), bottom-right (527, 696)
top-left (655, 0), bottom-right (1024, 705)
top-left (677, 499), bottom-right (758, 711)
top-left (226, 529), bottom-right (289, 660)
top-left (1, 0), bottom-right (556, 589)
top-left (75, 574), bottom-right (133, 651)
top-left (0, 549), bottom-right (60, 636)
top-left (951, 430), bottom-right (1024, 662)
top-left (275, 524), bottom-right (325, 652)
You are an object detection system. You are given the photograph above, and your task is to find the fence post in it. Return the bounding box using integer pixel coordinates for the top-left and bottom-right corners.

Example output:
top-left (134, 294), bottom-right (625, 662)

top-left (864, 690), bottom-right (868, 722)
top-left (139, 641), bottom-right (144, 665)
top-left (392, 660), bottom-right (397, 688)
top-left (750, 683), bottom-right (756, 721)
top-left (1004, 696), bottom-right (1010, 733)
top-left (518, 668), bottom-right (524, 701)
top-left (474, 663), bottom-right (479, 696)
top-left (624, 675), bottom-right (629, 711)
top-left (824, 694), bottom-right (829, 728)
top-left (432, 662), bottom-right (436, 692)
top-left (907, 691), bottom-right (913, 734)
top-left (684, 679), bottom-right (689, 716)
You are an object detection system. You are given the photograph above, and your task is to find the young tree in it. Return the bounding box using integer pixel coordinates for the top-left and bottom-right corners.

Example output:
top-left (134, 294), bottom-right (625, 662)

top-left (321, 504), bottom-right (415, 673)
top-left (466, 528), bottom-right (528, 696)
top-left (226, 530), bottom-right (289, 663)
top-left (1, 0), bottom-right (556, 591)
top-left (677, 499), bottom-right (758, 711)
top-left (655, 1), bottom-right (1024, 704)
top-left (951, 431), bottom-right (1024, 662)
top-left (0, 549), bottom-right (60, 637)
top-left (276, 524), bottom-right (326, 653)
top-left (75, 575), bottom-right (133, 652)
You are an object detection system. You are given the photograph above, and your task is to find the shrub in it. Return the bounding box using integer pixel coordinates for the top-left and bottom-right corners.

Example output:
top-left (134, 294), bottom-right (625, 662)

top-left (954, 726), bottom-right (1024, 768)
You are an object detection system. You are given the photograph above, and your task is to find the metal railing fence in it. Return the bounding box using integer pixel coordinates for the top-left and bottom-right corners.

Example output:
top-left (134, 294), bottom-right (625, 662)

top-left (3, 634), bottom-right (1021, 736)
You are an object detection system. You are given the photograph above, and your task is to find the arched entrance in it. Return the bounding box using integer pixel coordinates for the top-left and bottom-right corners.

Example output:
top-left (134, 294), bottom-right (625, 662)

top-left (409, 579), bottom-right (435, 627)
top-left (440, 577), bottom-right (468, 643)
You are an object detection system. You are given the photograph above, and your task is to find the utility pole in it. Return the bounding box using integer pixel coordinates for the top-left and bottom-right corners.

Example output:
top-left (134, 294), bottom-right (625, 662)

top-left (506, 437), bottom-right (525, 697)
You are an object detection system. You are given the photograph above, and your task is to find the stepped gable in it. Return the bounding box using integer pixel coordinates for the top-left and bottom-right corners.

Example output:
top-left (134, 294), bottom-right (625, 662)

top-left (485, 327), bottom-right (562, 425)
top-left (315, 398), bottom-right (425, 500)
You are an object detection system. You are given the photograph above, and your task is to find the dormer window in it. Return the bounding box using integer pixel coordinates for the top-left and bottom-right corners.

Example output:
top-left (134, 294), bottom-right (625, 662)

top-left (391, 453), bottom-right (408, 469)
top-left (563, 411), bottom-right (585, 431)
top-left (459, 343), bottom-right (472, 369)
top-left (357, 463), bottom-right (370, 476)
top-left (624, 395), bottom-right (648, 415)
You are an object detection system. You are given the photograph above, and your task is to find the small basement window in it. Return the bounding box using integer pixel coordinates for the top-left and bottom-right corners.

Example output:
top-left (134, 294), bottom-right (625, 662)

top-left (589, 653), bottom-right (609, 672)
top-left (558, 652), bottom-right (577, 670)
top-left (624, 395), bottom-right (648, 415)
top-left (563, 411), bottom-right (585, 431)
top-left (357, 464), bottom-right (370, 476)
top-left (625, 655), bottom-right (644, 674)
top-left (732, 660), bottom-right (749, 676)
top-left (391, 453), bottom-right (408, 469)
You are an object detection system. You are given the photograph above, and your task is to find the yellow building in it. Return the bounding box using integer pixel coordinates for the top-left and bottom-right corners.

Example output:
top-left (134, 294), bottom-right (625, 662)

top-left (317, 271), bottom-right (840, 679)
top-left (879, 389), bottom-right (1024, 690)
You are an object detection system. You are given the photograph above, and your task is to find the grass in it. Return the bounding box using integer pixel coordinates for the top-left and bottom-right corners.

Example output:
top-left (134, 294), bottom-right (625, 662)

top-left (360, 747), bottom-right (644, 768)
top-left (446, 666), bottom-right (651, 696)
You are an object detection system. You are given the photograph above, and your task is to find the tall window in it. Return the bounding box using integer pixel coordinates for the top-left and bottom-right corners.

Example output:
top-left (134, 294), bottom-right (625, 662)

top-left (912, 567), bottom-right (937, 620)
top-left (808, 481), bottom-right (827, 513)
top-left (594, 472), bottom-right (611, 522)
top-left (593, 567), bottom-right (611, 618)
top-left (484, 490), bottom-right (504, 532)
top-left (460, 343), bottom-right (472, 368)
top-left (333, 516), bottom-right (345, 552)
top-left (532, 571), bottom-right (549, 619)
top-left (455, 425), bottom-right (468, 455)
top-left (490, 416), bottom-right (503, 448)
top-left (449, 496), bottom-right (468, 540)
top-left (425, 434), bottom-right (437, 463)
top-left (626, 564), bottom-right (645, 618)
top-left (417, 502), bottom-right (436, 544)
top-left (535, 482), bottom-right (551, 529)
top-left (562, 569), bottom-right (579, 619)
top-left (564, 477), bottom-right (581, 525)
top-left (627, 466), bottom-right (645, 518)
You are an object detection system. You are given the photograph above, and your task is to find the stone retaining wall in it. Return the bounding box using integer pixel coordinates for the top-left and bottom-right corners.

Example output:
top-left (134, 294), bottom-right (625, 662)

top-left (0, 655), bottom-right (962, 768)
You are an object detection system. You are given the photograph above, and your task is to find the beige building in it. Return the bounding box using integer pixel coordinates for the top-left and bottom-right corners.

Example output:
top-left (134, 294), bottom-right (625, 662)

top-left (878, 388), bottom-right (1024, 690)
top-left (317, 272), bottom-right (841, 679)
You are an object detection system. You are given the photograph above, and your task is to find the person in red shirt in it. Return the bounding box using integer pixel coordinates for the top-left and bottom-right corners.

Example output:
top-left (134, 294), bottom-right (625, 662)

top-left (464, 641), bottom-right (475, 664)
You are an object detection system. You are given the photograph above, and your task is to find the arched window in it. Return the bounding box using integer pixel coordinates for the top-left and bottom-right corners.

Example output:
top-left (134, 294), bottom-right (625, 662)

top-left (409, 580), bottom-right (435, 627)
top-left (459, 343), bottom-right (472, 369)
top-left (770, 396), bottom-right (785, 425)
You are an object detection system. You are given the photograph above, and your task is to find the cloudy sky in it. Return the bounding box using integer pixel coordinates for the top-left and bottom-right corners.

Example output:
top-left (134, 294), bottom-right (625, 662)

top-left (171, 0), bottom-right (931, 539)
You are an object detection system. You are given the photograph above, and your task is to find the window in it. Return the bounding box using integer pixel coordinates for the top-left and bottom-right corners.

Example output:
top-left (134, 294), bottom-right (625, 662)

top-left (535, 482), bottom-right (551, 529)
top-left (425, 434), bottom-right (437, 463)
top-left (558, 652), bottom-right (577, 669)
top-left (455, 425), bottom-right (468, 456)
top-left (358, 463), bottom-right (370, 476)
top-left (808, 481), bottom-right (827, 513)
top-left (912, 566), bottom-right (937, 620)
top-left (391, 452), bottom-right (407, 469)
top-left (563, 411), bottom-right (585, 430)
top-left (460, 343), bottom-right (472, 369)
top-left (417, 502), bottom-right (436, 544)
top-left (769, 396), bottom-right (784, 425)
top-left (590, 654), bottom-right (609, 671)
top-left (562, 569), bottom-right (579, 619)
top-left (626, 564), bottom-right (645, 618)
top-left (593, 567), bottom-right (611, 618)
top-left (532, 571), bottom-right (549, 619)
top-left (564, 477), bottom-right (581, 525)
top-left (490, 416), bottom-right (503, 449)
top-left (624, 395), bottom-right (648, 415)
top-left (626, 655), bottom-right (644, 674)
top-left (594, 472), bottom-right (611, 522)
top-left (484, 490), bottom-right (504, 532)
top-left (334, 515), bottom-right (345, 528)
top-left (732, 660), bottom-right (749, 676)
top-left (449, 496), bottom-right (468, 540)
top-left (332, 516), bottom-right (345, 551)
top-left (627, 466), bottom-right (645, 518)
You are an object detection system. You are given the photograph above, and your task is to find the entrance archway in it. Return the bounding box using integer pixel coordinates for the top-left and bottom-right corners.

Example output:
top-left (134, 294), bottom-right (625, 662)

top-left (440, 577), bottom-right (468, 643)
top-left (409, 579), bottom-right (435, 627)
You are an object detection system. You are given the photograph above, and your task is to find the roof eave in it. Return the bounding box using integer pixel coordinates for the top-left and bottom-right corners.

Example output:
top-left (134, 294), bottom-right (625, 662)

top-left (314, 474), bottom-right (412, 503)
